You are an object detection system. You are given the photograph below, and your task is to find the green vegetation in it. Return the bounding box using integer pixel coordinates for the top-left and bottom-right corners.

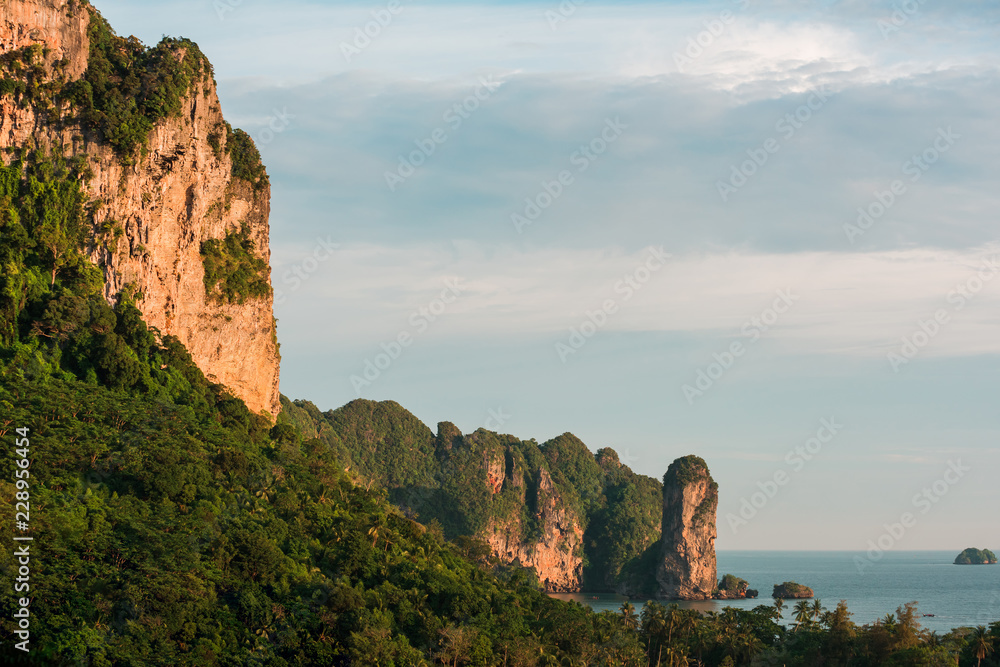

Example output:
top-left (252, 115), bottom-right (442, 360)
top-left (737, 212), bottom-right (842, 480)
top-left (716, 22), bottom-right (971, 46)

top-left (0, 150), bottom-right (99, 347)
top-left (955, 548), bottom-right (998, 565)
top-left (61, 9), bottom-right (212, 156)
top-left (284, 403), bottom-right (666, 591)
top-left (225, 122), bottom-right (269, 189)
top-left (200, 223), bottom-right (271, 304)
top-left (665, 454), bottom-right (714, 487)
top-left (718, 574), bottom-right (750, 596)
top-left (0, 44), bottom-right (63, 112)
top-left (582, 448), bottom-right (663, 590)
top-left (773, 582), bottom-right (815, 599)
top-left (1, 362), bottom-right (614, 664)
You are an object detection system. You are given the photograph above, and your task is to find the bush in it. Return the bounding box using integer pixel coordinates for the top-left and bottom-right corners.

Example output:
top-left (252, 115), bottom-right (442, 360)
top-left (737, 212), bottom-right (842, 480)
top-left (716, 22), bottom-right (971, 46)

top-left (200, 223), bottom-right (271, 304)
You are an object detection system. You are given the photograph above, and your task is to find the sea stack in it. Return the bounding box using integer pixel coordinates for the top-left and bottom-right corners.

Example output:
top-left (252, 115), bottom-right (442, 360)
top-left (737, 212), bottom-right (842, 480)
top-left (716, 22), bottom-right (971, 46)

top-left (656, 456), bottom-right (718, 600)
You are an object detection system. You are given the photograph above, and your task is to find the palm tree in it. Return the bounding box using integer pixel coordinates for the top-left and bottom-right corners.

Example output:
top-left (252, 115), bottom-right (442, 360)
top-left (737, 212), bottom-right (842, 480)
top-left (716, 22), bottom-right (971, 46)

top-left (664, 604), bottom-right (681, 644)
top-left (663, 645), bottom-right (688, 667)
top-left (810, 599), bottom-right (825, 622)
top-left (641, 602), bottom-right (667, 665)
top-left (690, 623), bottom-right (713, 666)
top-left (676, 610), bottom-right (698, 642)
top-left (368, 512), bottom-right (388, 548)
top-left (619, 601), bottom-right (639, 632)
top-left (972, 626), bottom-right (994, 667)
top-left (773, 597), bottom-right (786, 615)
top-left (793, 600), bottom-right (812, 630)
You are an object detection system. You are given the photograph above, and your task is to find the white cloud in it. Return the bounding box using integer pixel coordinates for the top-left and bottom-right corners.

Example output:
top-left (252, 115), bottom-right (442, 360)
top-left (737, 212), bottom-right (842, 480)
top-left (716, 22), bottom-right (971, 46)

top-left (276, 241), bottom-right (1000, 359)
top-left (97, 1), bottom-right (1000, 89)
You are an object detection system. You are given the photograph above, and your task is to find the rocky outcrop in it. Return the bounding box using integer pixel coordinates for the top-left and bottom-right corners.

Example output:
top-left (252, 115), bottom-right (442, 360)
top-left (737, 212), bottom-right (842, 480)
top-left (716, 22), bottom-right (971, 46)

top-left (481, 463), bottom-right (583, 592)
top-left (715, 574), bottom-right (752, 600)
top-left (772, 582), bottom-right (814, 599)
top-left (656, 456), bottom-right (718, 600)
top-left (0, 0), bottom-right (280, 417)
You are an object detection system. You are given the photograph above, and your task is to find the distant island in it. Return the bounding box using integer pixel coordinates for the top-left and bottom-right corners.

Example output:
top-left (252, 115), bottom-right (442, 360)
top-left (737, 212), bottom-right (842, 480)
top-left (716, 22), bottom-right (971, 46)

top-left (954, 548), bottom-right (998, 565)
top-left (772, 581), bottom-right (814, 599)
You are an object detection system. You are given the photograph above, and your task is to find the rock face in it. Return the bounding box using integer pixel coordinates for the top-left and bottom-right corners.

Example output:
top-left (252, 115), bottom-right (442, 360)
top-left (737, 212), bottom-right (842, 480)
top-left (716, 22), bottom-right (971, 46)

top-left (1, 0), bottom-right (91, 80)
top-left (0, 0), bottom-right (280, 417)
top-left (479, 447), bottom-right (584, 592)
top-left (656, 456), bottom-right (718, 600)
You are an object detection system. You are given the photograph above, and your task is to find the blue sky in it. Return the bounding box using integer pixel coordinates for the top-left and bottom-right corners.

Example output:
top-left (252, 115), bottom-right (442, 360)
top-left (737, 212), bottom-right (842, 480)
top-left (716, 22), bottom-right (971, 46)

top-left (98, 0), bottom-right (1000, 551)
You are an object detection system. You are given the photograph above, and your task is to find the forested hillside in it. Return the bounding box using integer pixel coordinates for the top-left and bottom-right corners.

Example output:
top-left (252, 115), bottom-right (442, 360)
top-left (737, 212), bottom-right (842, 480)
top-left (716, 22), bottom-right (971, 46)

top-left (280, 398), bottom-right (663, 591)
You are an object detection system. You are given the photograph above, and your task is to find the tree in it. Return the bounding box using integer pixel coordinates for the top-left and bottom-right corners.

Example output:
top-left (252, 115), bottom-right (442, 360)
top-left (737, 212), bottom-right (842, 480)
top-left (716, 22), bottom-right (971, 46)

top-left (619, 601), bottom-right (639, 632)
top-left (434, 625), bottom-right (478, 667)
top-left (893, 601), bottom-right (925, 650)
top-left (972, 626), bottom-right (994, 667)
top-left (793, 600), bottom-right (812, 630)
top-left (810, 599), bottom-right (825, 622)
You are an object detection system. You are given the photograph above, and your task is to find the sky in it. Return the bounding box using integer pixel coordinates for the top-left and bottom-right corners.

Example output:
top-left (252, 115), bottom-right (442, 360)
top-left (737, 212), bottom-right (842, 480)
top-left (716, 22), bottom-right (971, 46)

top-left (95, 0), bottom-right (1000, 552)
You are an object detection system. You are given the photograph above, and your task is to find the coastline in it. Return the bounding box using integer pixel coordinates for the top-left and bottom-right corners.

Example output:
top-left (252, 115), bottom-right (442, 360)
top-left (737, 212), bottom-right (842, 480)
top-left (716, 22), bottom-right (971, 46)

top-left (549, 550), bottom-right (1000, 633)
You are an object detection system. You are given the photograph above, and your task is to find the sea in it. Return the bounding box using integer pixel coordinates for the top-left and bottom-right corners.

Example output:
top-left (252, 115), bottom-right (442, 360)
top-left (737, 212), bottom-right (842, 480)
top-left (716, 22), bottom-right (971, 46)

top-left (550, 551), bottom-right (1000, 633)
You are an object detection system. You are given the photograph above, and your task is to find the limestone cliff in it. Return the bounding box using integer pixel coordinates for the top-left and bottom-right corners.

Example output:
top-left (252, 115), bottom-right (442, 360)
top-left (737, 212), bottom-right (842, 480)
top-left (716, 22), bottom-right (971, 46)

top-left (656, 455), bottom-right (718, 600)
top-left (0, 0), bottom-right (280, 417)
top-left (279, 398), bottom-right (673, 593)
top-left (440, 426), bottom-right (584, 592)
top-left (480, 463), bottom-right (584, 593)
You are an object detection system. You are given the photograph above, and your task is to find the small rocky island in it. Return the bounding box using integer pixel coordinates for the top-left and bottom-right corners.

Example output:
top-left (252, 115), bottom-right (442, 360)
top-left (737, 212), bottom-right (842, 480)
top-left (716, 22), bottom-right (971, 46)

top-left (772, 582), bottom-right (814, 599)
top-left (715, 574), bottom-right (758, 599)
top-left (954, 548), bottom-right (998, 565)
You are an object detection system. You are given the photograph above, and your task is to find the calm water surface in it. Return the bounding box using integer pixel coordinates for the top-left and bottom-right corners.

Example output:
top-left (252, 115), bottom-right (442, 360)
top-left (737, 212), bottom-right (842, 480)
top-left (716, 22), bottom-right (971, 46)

top-left (550, 551), bottom-right (1000, 633)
